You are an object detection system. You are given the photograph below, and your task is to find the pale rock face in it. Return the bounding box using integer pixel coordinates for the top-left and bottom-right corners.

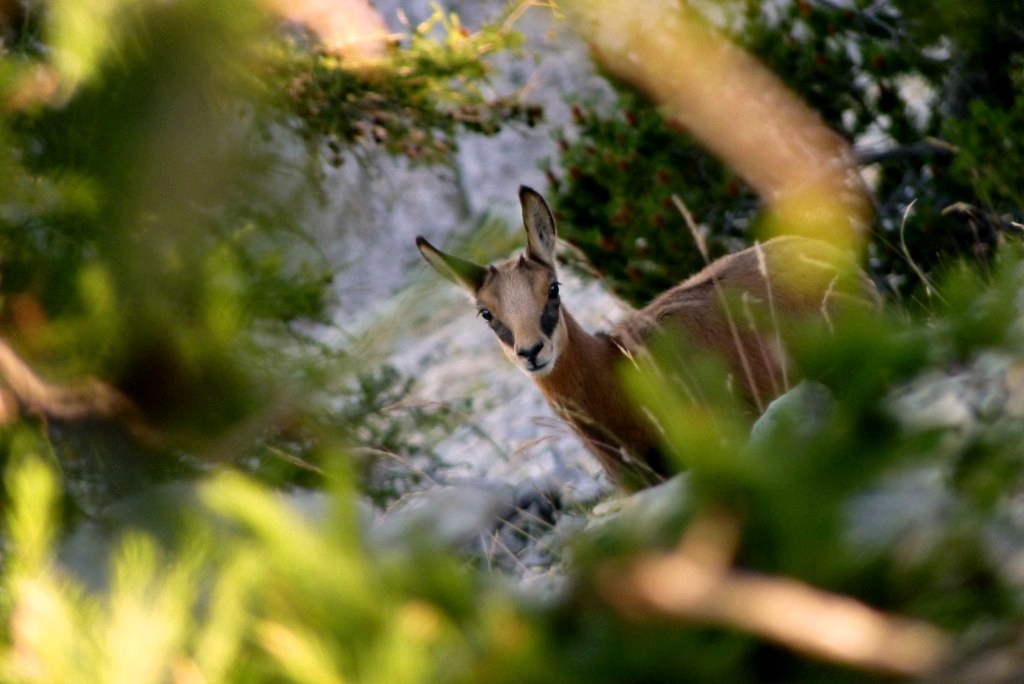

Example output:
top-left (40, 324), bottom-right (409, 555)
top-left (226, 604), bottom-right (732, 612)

top-left (316, 1), bottom-right (613, 319)
top-left (319, 2), bottom-right (1024, 590)
top-left (315, 0), bottom-right (617, 576)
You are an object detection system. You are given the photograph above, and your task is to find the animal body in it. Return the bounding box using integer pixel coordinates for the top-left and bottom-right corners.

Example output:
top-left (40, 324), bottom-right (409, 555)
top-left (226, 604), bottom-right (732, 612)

top-left (416, 187), bottom-right (873, 489)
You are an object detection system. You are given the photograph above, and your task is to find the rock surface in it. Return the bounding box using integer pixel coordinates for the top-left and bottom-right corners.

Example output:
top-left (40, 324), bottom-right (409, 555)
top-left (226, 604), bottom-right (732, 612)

top-left (321, 2), bottom-right (1024, 598)
top-left (321, 2), bottom-right (623, 558)
top-left (319, 1), bottom-right (612, 319)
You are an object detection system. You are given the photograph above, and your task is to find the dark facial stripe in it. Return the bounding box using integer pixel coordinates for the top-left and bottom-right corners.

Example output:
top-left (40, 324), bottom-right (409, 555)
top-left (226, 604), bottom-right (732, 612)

top-left (540, 292), bottom-right (560, 337)
top-left (490, 319), bottom-right (515, 347)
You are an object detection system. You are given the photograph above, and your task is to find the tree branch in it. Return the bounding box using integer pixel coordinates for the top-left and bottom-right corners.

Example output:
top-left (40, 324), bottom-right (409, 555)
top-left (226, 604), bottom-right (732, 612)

top-left (595, 513), bottom-right (951, 677)
top-left (855, 138), bottom-right (958, 166)
top-left (0, 339), bottom-right (154, 440)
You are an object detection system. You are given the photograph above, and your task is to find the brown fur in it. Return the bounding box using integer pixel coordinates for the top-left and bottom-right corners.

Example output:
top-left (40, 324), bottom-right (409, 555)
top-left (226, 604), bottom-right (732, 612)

top-left (417, 189), bottom-right (875, 490)
top-left (535, 312), bottom-right (668, 488)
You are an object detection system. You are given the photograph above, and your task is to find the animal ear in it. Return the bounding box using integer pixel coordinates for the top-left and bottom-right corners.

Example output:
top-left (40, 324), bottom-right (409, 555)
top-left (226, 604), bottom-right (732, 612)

top-left (416, 236), bottom-right (489, 293)
top-left (519, 186), bottom-right (557, 269)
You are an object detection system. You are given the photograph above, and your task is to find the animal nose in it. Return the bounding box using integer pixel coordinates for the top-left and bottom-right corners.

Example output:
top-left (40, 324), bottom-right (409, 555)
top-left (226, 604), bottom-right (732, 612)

top-left (517, 341), bottom-right (544, 363)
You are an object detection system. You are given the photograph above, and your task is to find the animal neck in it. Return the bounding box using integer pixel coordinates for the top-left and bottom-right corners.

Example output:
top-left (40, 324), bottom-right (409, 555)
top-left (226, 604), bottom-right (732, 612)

top-left (533, 308), bottom-right (665, 489)
top-left (535, 310), bottom-right (620, 413)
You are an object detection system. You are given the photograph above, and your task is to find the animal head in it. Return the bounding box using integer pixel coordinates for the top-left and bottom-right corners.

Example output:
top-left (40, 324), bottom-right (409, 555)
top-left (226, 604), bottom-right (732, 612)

top-left (416, 186), bottom-right (567, 378)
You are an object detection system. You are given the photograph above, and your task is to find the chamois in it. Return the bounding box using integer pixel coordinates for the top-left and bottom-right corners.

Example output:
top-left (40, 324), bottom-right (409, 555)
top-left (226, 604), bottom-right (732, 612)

top-left (416, 186), bottom-right (872, 489)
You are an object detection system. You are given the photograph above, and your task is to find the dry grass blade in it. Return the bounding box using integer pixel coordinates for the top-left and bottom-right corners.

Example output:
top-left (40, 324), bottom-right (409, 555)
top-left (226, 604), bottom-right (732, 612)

top-left (479, 526), bottom-right (535, 575)
top-left (900, 200), bottom-right (945, 303)
top-left (741, 292), bottom-right (782, 398)
top-left (671, 194), bottom-right (709, 263)
top-left (672, 194), bottom-right (764, 412)
top-left (353, 446), bottom-right (443, 488)
top-left (266, 446), bottom-right (325, 476)
top-left (819, 274), bottom-right (839, 334)
top-left (754, 241), bottom-right (790, 392)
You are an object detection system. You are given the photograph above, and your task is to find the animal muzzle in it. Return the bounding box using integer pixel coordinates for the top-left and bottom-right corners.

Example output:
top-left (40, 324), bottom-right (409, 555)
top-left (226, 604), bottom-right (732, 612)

top-left (516, 340), bottom-right (551, 373)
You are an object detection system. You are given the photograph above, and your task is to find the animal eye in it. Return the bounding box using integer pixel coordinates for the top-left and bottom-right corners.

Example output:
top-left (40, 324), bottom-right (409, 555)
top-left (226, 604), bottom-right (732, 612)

top-left (548, 282), bottom-right (560, 298)
top-left (478, 309), bottom-right (493, 322)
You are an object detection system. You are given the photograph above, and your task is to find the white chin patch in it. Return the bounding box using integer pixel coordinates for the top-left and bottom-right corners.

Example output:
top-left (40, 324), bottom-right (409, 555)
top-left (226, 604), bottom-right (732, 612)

top-left (522, 359), bottom-right (554, 377)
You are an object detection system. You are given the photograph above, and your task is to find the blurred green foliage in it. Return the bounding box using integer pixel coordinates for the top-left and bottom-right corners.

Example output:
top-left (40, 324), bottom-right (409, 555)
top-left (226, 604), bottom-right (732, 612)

top-left (546, 0), bottom-right (1024, 306)
top-left (267, 4), bottom-right (538, 168)
top-left (2, 0), bottom-right (327, 439)
top-left (547, 94), bottom-right (755, 306)
top-left (5, 246), bottom-right (1024, 681)
top-left (0, 0), bottom-right (526, 453)
top-left (3, 0), bottom-right (1024, 682)
top-left (342, 364), bottom-right (470, 506)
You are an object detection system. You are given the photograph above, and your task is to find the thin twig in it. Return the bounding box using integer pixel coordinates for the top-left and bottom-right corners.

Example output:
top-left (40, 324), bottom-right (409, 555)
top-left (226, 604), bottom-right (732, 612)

top-left (855, 137), bottom-right (958, 166)
top-left (672, 194), bottom-right (709, 262)
top-left (351, 446), bottom-right (444, 489)
top-left (480, 527), bottom-right (534, 574)
top-left (265, 445), bottom-right (325, 476)
top-left (819, 274), bottom-right (839, 335)
top-left (899, 200), bottom-right (945, 304)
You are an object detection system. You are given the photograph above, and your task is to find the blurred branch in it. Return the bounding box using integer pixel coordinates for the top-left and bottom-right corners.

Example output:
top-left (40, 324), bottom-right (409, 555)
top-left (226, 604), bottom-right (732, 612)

top-left (0, 338), bottom-right (153, 438)
top-left (595, 512), bottom-right (952, 678)
top-left (2, 65), bottom-right (62, 112)
top-left (564, 0), bottom-right (871, 247)
top-left (264, 0), bottom-right (392, 60)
